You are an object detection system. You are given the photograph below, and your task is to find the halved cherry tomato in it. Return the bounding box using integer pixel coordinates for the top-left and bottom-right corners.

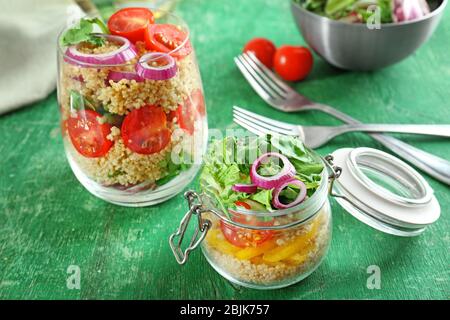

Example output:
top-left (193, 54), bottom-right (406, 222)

top-left (108, 8), bottom-right (154, 43)
top-left (67, 110), bottom-right (113, 158)
top-left (220, 221), bottom-right (274, 248)
top-left (121, 105), bottom-right (171, 155)
top-left (144, 24), bottom-right (192, 59)
top-left (220, 200), bottom-right (274, 248)
top-left (273, 45), bottom-right (313, 82)
top-left (173, 99), bottom-right (195, 135)
top-left (191, 89), bottom-right (206, 117)
top-left (243, 38), bottom-right (276, 69)
top-left (167, 109), bottom-right (177, 123)
top-left (172, 89), bottom-right (204, 131)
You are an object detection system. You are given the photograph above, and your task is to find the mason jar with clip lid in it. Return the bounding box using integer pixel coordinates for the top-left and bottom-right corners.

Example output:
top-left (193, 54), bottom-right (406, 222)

top-left (169, 136), bottom-right (441, 290)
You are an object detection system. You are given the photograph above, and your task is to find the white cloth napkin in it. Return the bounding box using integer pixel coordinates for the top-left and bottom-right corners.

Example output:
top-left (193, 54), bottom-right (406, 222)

top-left (0, 0), bottom-right (83, 115)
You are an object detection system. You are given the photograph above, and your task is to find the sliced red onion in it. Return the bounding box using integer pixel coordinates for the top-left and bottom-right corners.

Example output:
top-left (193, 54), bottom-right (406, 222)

top-left (393, 0), bottom-right (430, 22)
top-left (64, 34), bottom-right (137, 66)
top-left (250, 152), bottom-right (296, 190)
top-left (136, 52), bottom-right (177, 80)
top-left (231, 183), bottom-right (257, 194)
top-left (272, 179), bottom-right (307, 209)
top-left (107, 70), bottom-right (143, 83)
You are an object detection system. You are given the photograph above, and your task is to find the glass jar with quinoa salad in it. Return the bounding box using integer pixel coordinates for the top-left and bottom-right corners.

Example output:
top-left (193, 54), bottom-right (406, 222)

top-left (170, 135), bottom-right (334, 289)
top-left (57, 8), bottom-right (207, 206)
top-left (169, 135), bottom-right (441, 289)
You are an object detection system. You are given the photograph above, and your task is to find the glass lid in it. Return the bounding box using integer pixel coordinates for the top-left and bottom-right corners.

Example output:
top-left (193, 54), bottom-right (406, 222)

top-left (331, 147), bottom-right (440, 237)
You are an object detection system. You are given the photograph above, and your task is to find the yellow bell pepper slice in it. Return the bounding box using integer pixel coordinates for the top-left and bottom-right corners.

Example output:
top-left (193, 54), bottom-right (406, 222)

top-left (283, 252), bottom-right (309, 266)
top-left (235, 240), bottom-right (277, 260)
top-left (206, 228), bottom-right (241, 255)
top-left (262, 220), bottom-right (319, 263)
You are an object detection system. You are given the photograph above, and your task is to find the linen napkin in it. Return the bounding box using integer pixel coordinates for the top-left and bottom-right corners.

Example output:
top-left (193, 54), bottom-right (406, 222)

top-left (0, 0), bottom-right (83, 115)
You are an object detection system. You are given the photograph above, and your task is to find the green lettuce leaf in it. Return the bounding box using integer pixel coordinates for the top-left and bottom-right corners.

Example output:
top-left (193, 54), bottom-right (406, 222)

top-left (250, 189), bottom-right (273, 211)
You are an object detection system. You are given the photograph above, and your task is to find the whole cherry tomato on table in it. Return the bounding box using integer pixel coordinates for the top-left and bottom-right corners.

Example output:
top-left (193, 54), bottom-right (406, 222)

top-left (107, 8), bottom-right (154, 43)
top-left (243, 38), bottom-right (276, 69)
top-left (273, 45), bottom-right (314, 82)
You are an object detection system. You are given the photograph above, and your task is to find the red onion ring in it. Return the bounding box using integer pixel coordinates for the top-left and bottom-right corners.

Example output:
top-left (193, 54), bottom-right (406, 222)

top-left (231, 183), bottom-right (257, 194)
top-left (272, 179), bottom-right (307, 209)
top-left (107, 70), bottom-right (143, 83)
top-left (250, 152), bottom-right (296, 190)
top-left (136, 52), bottom-right (177, 80)
top-left (64, 34), bottom-right (137, 66)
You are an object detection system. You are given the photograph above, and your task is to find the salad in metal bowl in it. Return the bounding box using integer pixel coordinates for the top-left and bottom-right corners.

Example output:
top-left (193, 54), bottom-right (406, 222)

top-left (296, 0), bottom-right (431, 23)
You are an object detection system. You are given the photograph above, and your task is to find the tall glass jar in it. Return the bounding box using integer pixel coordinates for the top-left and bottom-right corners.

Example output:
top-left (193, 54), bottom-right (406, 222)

top-left (57, 11), bottom-right (207, 206)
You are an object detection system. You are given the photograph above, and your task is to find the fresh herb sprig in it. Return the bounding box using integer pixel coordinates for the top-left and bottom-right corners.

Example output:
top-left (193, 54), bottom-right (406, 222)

top-left (61, 17), bottom-right (109, 47)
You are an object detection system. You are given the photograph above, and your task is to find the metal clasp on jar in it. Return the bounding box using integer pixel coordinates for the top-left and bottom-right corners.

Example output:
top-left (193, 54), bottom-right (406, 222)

top-left (169, 155), bottom-right (343, 265)
top-left (324, 154), bottom-right (342, 197)
top-left (169, 190), bottom-right (211, 265)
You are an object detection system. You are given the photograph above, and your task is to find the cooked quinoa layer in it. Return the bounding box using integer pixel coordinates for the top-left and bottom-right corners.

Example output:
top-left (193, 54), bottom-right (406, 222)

top-left (64, 124), bottom-right (197, 186)
top-left (65, 136), bottom-right (170, 186)
top-left (203, 207), bottom-right (331, 286)
top-left (59, 40), bottom-right (204, 186)
top-left (60, 41), bottom-right (201, 116)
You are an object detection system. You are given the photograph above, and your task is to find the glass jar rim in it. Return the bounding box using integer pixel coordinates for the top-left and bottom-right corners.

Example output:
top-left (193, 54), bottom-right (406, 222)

top-left (57, 10), bottom-right (190, 68)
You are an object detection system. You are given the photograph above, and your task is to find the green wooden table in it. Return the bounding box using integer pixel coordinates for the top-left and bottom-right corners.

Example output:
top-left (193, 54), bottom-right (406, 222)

top-left (0, 0), bottom-right (449, 300)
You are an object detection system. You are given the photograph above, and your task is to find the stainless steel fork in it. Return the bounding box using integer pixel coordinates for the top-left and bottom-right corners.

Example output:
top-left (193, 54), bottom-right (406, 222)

top-left (233, 106), bottom-right (450, 148)
top-left (234, 52), bottom-right (450, 185)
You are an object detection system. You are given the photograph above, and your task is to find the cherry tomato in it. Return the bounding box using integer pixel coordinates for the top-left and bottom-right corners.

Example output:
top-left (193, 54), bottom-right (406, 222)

top-left (121, 105), bottom-right (171, 155)
top-left (220, 221), bottom-right (274, 248)
top-left (67, 110), bottom-right (113, 158)
top-left (243, 38), bottom-right (276, 69)
top-left (175, 104), bottom-right (194, 135)
top-left (191, 89), bottom-right (206, 117)
top-left (273, 45), bottom-right (313, 82)
top-left (167, 109), bottom-right (177, 123)
top-left (144, 24), bottom-right (192, 59)
top-left (220, 200), bottom-right (274, 248)
top-left (173, 92), bottom-right (199, 134)
top-left (108, 8), bottom-right (154, 43)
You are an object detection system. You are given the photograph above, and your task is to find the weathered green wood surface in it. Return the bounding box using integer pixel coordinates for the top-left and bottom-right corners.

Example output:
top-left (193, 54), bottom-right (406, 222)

top-left (0, 0), bottom-right (449, 299)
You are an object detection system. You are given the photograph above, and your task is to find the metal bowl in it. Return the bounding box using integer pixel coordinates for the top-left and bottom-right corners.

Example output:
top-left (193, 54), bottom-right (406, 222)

top-left (290, 0), bottom-right (447, 71)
